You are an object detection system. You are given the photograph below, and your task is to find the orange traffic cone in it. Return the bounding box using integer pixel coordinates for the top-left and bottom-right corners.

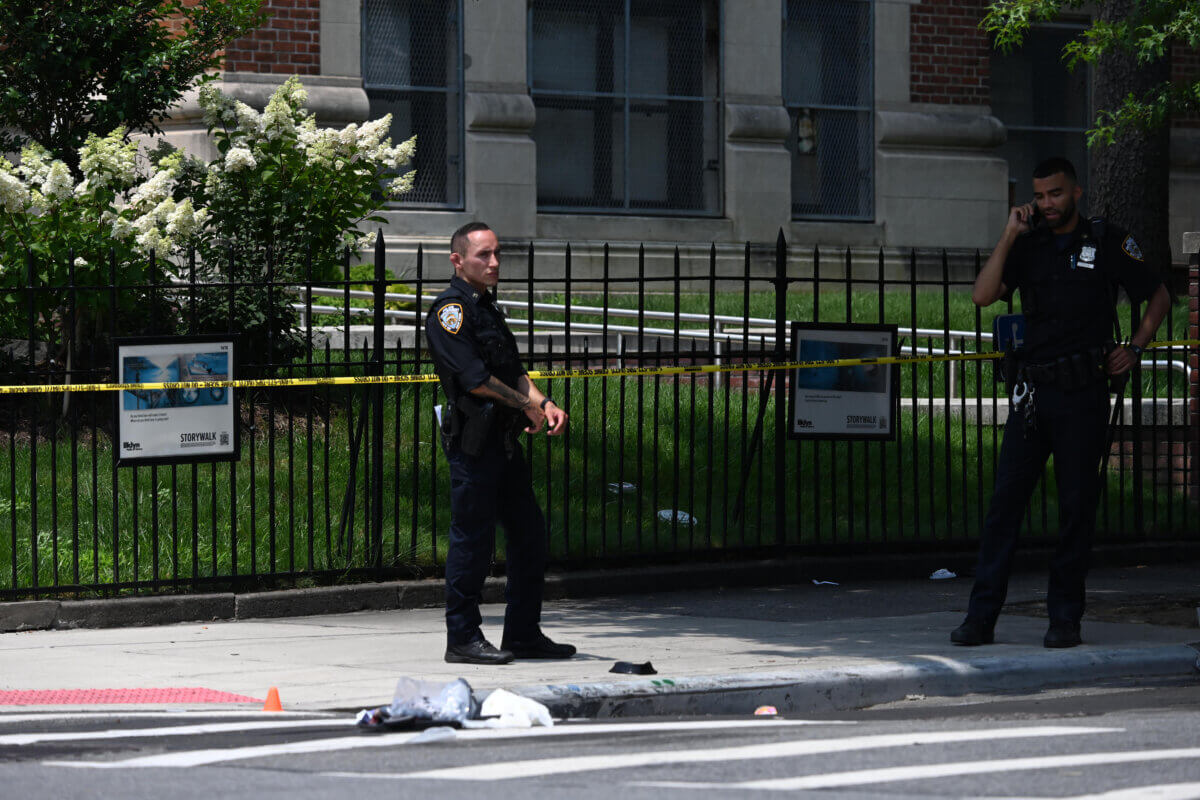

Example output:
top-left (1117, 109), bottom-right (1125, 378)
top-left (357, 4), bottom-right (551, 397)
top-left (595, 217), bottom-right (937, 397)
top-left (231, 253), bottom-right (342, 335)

top-left (262, 686), bottom-right (282, 712)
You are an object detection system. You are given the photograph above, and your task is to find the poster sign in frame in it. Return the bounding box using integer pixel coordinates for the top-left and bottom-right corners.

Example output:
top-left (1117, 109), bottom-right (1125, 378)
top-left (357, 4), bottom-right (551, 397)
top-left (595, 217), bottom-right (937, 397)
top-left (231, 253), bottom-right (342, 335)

top-left (788, 322), bottom-right (898, 441)
top-left (114, 335), bottom-right (240, 467)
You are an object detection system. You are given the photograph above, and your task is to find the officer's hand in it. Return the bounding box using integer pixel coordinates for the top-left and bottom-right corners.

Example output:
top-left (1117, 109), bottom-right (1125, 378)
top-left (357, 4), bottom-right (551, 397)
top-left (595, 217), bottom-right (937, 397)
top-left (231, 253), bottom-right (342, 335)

top-left (1106, 346), bottom-right (1139, 377)
top-left (1007, 202), bottom-right (1035, 236)
top-left (543, 402), bottom-right (568, 436)
top-left (522, 402), bottom-right (547, 434)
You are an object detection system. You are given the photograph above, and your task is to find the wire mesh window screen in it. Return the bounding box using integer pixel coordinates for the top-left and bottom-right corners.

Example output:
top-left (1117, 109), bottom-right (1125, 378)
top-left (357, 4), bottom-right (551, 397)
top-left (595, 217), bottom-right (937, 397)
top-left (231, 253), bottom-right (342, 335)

top-left (991, 23), bottom-right (1090, 207)
top-left (363, 0), bottom-right (463, 207)
top-left (783, 0), bottom-right (873, 221)
top-left (529, 0), bottom-right (721, 214)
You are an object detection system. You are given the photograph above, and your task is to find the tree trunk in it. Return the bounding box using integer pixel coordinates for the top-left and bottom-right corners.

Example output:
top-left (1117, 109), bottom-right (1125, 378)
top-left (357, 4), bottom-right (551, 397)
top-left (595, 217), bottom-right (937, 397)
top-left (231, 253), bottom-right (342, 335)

top-left (1088, 0), bottom-right (1173, 275)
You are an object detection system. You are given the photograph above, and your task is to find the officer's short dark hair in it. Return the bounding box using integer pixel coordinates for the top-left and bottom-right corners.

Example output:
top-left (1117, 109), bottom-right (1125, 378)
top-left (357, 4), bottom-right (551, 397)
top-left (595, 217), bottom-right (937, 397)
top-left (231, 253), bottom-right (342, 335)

top-left (451, 222), bottom-right (492, 256)
top-left (1032, 157), bottom-right (1077, 183)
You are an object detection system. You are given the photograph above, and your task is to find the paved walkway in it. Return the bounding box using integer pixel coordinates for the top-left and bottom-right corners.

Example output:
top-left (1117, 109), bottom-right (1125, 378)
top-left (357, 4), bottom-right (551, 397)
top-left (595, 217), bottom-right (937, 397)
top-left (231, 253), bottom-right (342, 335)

top-left (1, 563), bottom-right (1196, 717)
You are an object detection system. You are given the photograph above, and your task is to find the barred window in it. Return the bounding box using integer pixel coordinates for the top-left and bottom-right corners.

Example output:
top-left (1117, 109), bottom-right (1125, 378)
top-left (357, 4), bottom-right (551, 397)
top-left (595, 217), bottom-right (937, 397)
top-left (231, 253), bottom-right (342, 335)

top-left (529, 0), bottom-right (722, 214)
top-left (362, 0), bottom-right (463, 208)
top-left (991, 23), bottom-right (1090, 206)
top-left (783, 0), bottom-right (874, 221)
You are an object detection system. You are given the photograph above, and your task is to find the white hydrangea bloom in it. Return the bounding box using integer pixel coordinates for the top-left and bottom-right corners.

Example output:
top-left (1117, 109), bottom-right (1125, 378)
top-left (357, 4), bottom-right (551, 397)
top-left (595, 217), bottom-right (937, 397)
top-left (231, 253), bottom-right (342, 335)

top-left (128, 170), bottom-right (173, 209)
top-left (224, 147), bottom-right (257, 172)
top-left (110, 215), bottom-right (134, 240)
top-left (0, 170), bottom-right (31, 212)
top-left (235, 101), bottom-right (261, 131)
top-left (40, 161), bottom-right (75, 203)
top-left (197, 85), bottom-right (226, 128)
top-left (73, 257), bottom-right (88, 268)
top-left (79, 128), bottom-right (139, 189)
top-left (387, 170), bottom-right (416, 198)
top-left (355, 116), bottom-right (392, 156)
top-left (387, 136), bottom-right (417, 168)
top-left (164, 197), bottom-right (206, 239)
top-left (16, 144), bottom-right (52, 184)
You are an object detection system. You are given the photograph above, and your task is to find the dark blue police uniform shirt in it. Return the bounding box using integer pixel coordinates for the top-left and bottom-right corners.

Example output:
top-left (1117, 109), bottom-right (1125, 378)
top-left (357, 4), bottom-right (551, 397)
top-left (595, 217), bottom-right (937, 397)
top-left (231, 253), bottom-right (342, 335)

top-left (425, 276), bottom-right (527, 397)
top-left (1002, 220), bottom-right (1162, 361)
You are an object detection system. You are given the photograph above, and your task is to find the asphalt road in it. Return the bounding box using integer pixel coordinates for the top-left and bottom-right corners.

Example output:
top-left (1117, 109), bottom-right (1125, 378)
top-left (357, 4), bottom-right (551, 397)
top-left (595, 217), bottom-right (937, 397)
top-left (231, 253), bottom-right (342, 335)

top-left (2, 676), bottom-right (1198, 799)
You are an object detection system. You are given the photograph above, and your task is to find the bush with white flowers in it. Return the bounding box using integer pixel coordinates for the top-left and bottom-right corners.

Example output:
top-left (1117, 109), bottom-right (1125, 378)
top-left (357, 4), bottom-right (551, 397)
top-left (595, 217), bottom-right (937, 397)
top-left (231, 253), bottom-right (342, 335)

top-left (0, 129), bottom-right (207, 343)
top-left (174, 75), bottom-right (416, 359)
top-left (0, 75), bottom-right (416, 360)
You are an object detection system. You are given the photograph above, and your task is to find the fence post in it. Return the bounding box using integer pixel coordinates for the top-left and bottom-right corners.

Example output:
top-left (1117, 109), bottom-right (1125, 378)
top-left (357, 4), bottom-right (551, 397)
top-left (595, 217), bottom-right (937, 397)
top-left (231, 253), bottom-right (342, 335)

top-left (774, 229), bottom-right (788, 549)
top-left (370, 231), bottom-right (386, 570)
top-left (1184, 233), bottom-right (1200, 502)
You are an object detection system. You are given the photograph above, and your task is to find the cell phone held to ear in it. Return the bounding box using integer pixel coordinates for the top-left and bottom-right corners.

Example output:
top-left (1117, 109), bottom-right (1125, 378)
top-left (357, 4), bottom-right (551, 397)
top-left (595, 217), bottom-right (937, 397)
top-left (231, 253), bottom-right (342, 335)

top-left (1026, 203), bottom-right (1042, 229)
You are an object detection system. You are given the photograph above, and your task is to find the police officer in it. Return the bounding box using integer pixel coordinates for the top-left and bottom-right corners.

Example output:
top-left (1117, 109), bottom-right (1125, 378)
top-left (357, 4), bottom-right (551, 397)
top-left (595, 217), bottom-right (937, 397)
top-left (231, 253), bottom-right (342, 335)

top-left (425, 221), bottom-right (576, 665)
top-left (952, 157), bottom-right (1170, 649)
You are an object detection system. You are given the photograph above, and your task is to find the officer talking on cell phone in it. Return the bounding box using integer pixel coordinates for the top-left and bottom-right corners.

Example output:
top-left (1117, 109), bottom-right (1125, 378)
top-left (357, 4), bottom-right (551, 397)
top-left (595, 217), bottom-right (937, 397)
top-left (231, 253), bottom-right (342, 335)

top-left (951, 157), bottom-right (1170, 649)
top-left (424, 221), bottom-right (576, 665)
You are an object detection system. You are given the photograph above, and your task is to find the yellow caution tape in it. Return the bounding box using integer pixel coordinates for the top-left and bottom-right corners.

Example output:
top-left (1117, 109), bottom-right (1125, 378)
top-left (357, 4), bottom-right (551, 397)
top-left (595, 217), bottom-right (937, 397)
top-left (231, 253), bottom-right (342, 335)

top-left (0, 340), bottom-right (1196, 395)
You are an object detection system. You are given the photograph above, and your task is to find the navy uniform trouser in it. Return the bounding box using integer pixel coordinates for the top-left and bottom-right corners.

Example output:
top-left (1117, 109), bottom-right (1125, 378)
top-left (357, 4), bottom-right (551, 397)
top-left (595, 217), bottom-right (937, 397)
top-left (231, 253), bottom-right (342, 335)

top-left (442, 432), bottom-right (546, 646)
top-left (966, 380), bottom-right (1110, 627)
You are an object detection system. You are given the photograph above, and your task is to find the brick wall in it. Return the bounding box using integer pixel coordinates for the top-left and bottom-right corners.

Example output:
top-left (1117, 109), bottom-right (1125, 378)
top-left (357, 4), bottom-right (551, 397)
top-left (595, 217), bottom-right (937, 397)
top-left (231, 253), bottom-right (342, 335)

top-left (1172, 42), bottom-right (1200, 128)
top-left (224, 0), bottom-right (321, 75)
top-left (910, 0), bottom-right (991, 105)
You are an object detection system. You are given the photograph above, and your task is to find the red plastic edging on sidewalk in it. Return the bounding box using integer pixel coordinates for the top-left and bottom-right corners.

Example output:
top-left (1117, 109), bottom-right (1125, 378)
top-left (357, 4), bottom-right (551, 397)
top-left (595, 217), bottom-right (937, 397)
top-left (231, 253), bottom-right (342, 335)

top-left (0, 688), bottom-right (262, 705)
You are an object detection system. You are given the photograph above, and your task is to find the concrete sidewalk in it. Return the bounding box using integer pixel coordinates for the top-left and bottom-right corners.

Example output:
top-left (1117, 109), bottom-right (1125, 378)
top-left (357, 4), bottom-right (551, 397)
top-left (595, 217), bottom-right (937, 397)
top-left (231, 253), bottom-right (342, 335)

top-left (1, 563), bottom-right (1196, 717)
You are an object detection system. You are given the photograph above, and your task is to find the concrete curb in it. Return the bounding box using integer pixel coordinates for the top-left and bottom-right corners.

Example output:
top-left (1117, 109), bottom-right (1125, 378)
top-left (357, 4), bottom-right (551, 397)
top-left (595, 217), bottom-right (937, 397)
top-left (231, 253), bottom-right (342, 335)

top-left (518, 643), bottom-right (1200, 718)
top-left (3, 542), bottom-right (1198, 632)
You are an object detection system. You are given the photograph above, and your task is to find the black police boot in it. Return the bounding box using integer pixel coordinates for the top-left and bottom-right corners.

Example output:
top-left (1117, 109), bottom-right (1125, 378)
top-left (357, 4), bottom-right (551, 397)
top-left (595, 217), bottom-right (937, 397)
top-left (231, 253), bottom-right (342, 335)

top-left (1043, 621), bottom-right (1082, 649)
top-left (445, 638), bottom-right (514, 665)
top-left (950, 619), bottom-right (995, 646)
top-left (501, 631), bottom-right (577, 660)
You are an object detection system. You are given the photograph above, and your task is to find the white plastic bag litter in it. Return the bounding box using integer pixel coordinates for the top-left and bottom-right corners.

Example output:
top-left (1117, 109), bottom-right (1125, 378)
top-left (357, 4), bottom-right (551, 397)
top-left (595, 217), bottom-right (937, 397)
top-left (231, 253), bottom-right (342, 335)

top-left (389, 677), bottom-right (477, 723)
top-left (929, 568), bottom-right (957, 580)
top-left (463, 688), bottom-right (554, 729)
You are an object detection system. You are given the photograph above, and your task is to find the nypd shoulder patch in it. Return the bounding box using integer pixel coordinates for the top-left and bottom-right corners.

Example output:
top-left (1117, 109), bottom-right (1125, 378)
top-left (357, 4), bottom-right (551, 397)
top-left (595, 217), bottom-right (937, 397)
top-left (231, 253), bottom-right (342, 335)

top-left (438, 303), bottom-right (464, 334)
top-left (1122, 235), bottom-right (1144, 262)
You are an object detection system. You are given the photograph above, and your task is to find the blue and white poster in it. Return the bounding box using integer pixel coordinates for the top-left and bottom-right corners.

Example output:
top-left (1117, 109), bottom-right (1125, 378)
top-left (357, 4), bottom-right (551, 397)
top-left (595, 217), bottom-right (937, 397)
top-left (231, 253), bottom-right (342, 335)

top-left (115, 337), bottom-right (238, 465)
top-left (788, 322), bottom-right (898, 440)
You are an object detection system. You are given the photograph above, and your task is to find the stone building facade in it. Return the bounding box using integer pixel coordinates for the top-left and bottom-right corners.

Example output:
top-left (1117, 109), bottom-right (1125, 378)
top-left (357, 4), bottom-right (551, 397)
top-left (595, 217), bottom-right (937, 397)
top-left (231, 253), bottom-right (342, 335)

top-left (162, 0), bottom-right (1200, 277)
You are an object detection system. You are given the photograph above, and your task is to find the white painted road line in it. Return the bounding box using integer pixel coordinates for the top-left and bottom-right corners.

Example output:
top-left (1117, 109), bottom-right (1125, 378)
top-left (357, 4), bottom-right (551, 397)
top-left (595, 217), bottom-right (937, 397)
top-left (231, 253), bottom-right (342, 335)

top-left (0, 718), bottom-right (353, 746)
top-left (639, 747), bottom-right (1200, 792)
top-left (982, 783), bottom-right (1200, 800)
top-left (39, 718), bottom-right (832, 769)
top-left (324, 725), bottom-right (1119, 782)
top-left (0, 711), bottom-right (335, 724)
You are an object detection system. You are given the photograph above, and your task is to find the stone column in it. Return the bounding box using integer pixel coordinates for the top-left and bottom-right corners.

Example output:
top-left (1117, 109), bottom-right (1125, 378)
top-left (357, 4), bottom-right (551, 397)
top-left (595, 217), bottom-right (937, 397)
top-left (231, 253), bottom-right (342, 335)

top-left (1185, 232), bottom-right (1200, 498)
top-left (722, 0), bottom-right (792, 242)
top-left (461, 0), bottom-right (537, 239)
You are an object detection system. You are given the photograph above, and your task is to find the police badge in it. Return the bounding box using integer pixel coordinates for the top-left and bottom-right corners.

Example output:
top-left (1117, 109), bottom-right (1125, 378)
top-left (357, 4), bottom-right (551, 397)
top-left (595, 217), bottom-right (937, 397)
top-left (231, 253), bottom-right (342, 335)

top-left (1122, 235), bottom-right (1144, 261)
top-left (438, 303), bottom-right (464, 334)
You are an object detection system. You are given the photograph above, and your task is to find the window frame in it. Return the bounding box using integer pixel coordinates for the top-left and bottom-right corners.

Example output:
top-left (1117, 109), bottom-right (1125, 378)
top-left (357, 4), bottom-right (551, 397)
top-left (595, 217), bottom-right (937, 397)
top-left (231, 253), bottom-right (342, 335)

top-left (782, 0), bottom-right (875, 223)
top-left (527, 0), bottom-right (724, 217)
top-left (361, 0), bottom-right (466, 210)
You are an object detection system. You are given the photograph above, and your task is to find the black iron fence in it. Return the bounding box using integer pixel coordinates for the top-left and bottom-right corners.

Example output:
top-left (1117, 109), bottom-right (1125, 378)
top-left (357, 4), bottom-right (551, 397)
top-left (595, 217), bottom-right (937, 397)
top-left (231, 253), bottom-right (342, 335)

top-left (1, 235), bottom-right (1196, 599)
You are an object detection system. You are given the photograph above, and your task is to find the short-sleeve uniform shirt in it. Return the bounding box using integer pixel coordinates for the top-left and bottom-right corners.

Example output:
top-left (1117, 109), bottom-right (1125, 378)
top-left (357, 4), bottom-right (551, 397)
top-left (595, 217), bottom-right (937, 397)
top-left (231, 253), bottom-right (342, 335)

top-left (1002, 220), bottom-right (1162, 362)
top-left (425, 276), bottom-right (526, 397)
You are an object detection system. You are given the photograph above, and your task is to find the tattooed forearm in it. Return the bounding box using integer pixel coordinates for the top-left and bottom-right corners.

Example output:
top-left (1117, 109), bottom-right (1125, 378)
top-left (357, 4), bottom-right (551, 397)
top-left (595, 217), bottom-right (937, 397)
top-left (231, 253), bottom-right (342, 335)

top-left (469, 376), bottom-right (531, 410)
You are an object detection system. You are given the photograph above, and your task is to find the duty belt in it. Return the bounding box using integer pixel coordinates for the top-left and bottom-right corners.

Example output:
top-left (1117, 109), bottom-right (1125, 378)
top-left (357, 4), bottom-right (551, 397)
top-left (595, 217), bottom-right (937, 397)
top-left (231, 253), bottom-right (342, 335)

top-left (1021, 345), bottom-right (1109, 391)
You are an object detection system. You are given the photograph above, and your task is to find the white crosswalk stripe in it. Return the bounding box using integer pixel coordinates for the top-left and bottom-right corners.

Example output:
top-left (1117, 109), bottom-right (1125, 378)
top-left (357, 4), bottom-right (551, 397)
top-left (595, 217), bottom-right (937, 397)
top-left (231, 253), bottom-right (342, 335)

top-left (638, 748), bottom-right (1200, 792)
top-left (322, 725), bottom-right (1117, 782)
top-left (0, 717), bottom-right (351, 746)
top-left (38, 718), bottom-right (831, 769)
top-left (983, 783), bottom-right (1200, 800)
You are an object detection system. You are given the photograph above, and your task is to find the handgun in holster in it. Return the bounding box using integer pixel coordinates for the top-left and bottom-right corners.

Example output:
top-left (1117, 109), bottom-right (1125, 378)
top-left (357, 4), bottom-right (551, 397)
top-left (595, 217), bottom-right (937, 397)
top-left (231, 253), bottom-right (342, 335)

top-left (999, 346), bottom-right (1023, 387)
top-left (453, 393), bottom-right (496, 457)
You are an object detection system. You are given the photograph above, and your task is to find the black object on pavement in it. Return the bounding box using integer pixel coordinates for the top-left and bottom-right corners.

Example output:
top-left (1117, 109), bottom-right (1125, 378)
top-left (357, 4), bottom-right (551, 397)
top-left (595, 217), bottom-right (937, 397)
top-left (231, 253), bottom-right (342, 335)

top-left (610, 661), bottom-right (657, 675)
